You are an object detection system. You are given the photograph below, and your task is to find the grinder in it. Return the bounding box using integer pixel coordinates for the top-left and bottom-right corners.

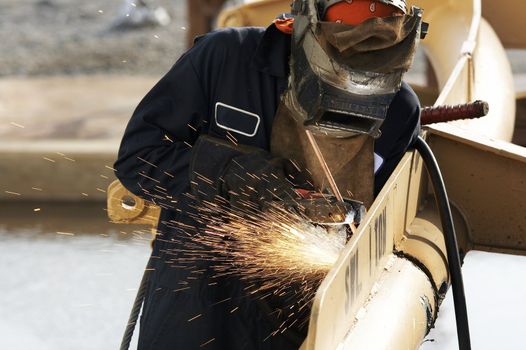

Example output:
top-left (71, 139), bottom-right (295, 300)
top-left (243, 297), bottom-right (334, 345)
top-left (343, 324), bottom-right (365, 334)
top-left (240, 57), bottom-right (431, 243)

top-left (282, 189), bottom-right (366, 240)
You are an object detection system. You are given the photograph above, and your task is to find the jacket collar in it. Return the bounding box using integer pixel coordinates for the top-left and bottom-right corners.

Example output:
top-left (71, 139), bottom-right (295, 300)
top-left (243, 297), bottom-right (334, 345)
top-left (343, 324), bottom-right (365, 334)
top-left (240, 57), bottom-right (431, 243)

top-left (252, 24), bottom-right (291, 78)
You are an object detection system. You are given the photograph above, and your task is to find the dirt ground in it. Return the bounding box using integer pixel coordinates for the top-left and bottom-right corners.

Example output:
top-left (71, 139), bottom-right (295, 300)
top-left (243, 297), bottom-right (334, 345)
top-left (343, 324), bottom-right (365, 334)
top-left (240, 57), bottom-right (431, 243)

top-left (2, 1), bottom-right (526, 79)
top-left (0, 0), bottom-right (188, 77)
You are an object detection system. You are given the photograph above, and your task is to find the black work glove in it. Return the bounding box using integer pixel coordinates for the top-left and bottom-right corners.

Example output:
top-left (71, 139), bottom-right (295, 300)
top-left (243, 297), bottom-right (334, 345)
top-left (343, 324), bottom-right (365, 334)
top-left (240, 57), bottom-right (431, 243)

top-left (221, 152), bottom-right (299, 209)
top-left (189, 135), bottom-right (306, 210)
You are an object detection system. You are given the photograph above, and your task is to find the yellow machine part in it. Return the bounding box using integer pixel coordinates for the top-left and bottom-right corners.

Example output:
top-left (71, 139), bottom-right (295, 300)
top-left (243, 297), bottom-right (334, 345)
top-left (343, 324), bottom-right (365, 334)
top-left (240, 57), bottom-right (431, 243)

top-left (107, 1), bottom-right (525, 349)
top-left (217, 0), bottom-right (287, 28)
top-left (107, 180), bottom-right (160, 226)
top-left (481, 0), bottom-right (526, 49)
top-left (301, 127), bottom-right (526, 349)
top-left (217, 0), bottom-right (516, 142)
top-left (427, 126), bottom-right (526, 255)
top-left (300, 150), bottom-right (438, 350)
top-left (107, 132), bottom-right (526, 350)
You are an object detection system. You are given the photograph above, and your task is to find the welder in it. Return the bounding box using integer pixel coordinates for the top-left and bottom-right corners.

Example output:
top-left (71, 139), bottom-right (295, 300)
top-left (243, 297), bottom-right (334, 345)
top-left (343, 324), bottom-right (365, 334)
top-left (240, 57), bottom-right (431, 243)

top-left (114, 0), bottom-right (423, 349)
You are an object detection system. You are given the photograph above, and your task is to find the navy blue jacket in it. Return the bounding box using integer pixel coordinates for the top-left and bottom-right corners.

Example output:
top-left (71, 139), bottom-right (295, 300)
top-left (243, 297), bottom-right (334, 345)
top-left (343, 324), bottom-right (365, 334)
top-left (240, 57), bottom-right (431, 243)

top-left (115, 24), bottom-right (419, 350)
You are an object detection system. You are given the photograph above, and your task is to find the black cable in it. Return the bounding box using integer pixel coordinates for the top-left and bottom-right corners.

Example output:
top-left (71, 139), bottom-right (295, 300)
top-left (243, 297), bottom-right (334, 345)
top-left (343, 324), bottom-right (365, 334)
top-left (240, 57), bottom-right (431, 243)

top-left (414, 136), bottom-right (471, 350)
top-left (120, 257), bottom-right (153, 350)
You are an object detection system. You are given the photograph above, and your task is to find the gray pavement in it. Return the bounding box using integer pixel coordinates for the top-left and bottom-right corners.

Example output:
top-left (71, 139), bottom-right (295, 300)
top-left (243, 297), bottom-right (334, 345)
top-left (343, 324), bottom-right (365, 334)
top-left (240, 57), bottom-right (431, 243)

top-left (0, 229), bottom-right (151, 350)
top-left (422, 251), bottom-right (526, 350)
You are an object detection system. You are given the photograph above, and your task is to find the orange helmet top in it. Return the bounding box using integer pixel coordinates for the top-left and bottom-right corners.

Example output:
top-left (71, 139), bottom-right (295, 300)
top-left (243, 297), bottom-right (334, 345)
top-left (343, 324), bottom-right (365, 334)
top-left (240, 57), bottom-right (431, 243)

top-left (324, 0), bottom-right (404, 26)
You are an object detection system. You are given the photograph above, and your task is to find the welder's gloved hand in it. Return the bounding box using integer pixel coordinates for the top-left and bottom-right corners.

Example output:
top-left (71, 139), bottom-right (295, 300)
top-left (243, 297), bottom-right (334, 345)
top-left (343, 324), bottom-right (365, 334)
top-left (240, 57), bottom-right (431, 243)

top-left (220, 153), bottom-right (300, 209)
top-left (189, 135), bottom-right (308, 210)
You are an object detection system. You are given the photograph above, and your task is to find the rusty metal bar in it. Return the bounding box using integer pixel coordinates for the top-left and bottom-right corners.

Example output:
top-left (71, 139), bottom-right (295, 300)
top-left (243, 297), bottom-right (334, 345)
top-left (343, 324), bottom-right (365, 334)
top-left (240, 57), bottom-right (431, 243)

top-left (421, 100), bottom-right (489, 125)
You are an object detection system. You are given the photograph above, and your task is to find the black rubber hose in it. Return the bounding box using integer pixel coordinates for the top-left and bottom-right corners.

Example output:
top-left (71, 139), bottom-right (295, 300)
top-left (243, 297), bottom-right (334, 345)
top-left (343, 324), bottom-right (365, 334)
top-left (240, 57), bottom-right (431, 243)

top-left (414, 136), bottom-right (471, 350)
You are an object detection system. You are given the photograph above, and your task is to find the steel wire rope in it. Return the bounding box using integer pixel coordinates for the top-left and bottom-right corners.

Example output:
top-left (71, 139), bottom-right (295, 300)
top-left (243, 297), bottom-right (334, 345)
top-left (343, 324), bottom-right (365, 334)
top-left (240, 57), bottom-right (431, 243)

top-left (120, 256), bottom-right (153, 350)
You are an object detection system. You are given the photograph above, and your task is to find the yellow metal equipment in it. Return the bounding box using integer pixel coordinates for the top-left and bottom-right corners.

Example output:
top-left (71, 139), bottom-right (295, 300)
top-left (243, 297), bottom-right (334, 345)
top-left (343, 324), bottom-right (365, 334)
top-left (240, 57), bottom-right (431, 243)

top-left (108, 0), bottom-right (526, 348)
top-left (107, 180), bottom-right (160, 227)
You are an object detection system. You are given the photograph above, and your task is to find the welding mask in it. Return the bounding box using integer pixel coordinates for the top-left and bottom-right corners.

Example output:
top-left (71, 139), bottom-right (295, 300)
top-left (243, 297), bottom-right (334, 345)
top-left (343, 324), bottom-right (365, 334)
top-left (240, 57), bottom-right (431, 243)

top-left (284, 0), bottom-right (425, 138)
top-left (271, 1), bottom-right (426, 206)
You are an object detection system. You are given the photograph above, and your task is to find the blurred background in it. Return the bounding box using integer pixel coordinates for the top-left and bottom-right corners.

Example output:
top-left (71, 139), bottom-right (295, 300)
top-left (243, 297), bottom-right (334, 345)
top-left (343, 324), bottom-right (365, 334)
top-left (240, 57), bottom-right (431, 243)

top-left (0, 1), bottom-right (525, 349)
top-left (1, 1), bottom-right (194, 349)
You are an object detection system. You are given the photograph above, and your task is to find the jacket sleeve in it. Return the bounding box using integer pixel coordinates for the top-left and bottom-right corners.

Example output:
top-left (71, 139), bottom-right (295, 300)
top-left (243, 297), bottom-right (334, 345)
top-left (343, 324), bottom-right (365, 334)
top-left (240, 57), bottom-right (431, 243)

top-left (374, 81), bottom-right (421, 194)
top-left (114, 37), bottom-right (213, 210)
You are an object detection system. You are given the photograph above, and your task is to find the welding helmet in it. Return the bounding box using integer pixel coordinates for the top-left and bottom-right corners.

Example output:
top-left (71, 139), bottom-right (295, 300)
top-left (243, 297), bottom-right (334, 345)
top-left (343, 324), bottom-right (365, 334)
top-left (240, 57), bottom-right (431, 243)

top-left (285, 0), bottom-right (425, 138)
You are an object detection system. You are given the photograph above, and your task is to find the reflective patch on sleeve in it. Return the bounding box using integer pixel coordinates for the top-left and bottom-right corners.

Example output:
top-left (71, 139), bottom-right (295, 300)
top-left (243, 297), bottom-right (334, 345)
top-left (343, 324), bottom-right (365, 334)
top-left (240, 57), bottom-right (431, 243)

top-left (214, 102), bottom-right (261, 138)
top-left (374, 153), bottom-right (384, 174)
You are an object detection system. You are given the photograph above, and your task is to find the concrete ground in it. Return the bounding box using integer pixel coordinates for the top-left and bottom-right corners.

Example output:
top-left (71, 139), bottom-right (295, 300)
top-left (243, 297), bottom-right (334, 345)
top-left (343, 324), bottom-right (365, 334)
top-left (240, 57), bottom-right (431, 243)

top-left (0, 229), bottom-right (151, 350)
top-left (422, 251), bottom-right (526, 350)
